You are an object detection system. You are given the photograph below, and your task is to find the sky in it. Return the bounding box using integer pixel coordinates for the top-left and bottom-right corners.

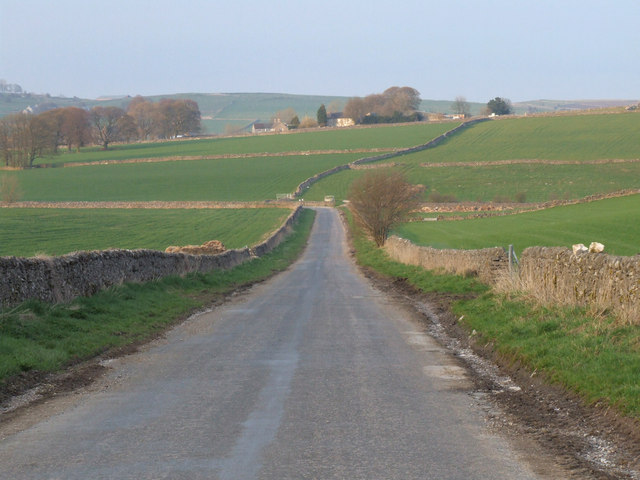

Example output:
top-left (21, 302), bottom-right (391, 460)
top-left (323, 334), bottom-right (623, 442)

top-left (1, 0), bottom-right (639, 102)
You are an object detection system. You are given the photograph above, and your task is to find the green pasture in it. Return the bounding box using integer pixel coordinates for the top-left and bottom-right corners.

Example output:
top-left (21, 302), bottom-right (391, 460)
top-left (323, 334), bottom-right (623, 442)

top-left (398, 113), bottom-right (640, 165)
top-left (8, 153), bottom-right (365, 202)
top-left (393, 194), bottom-right (640, 256)
top-left (303, 160), bottom-right (640, 203)
top-left (0, 208), bottom-right (290, 258)
top-left (36, 122), bottom-right (459, 165)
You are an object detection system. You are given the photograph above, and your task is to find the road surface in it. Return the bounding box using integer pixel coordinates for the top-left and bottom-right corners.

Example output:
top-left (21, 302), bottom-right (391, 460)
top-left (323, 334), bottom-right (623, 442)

top-left (0, 208), bottom-right (557, 479)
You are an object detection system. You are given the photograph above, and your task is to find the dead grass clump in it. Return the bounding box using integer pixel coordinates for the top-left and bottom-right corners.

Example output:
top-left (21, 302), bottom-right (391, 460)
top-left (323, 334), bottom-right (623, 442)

top-left (165, 240), bottom-right (226, 255)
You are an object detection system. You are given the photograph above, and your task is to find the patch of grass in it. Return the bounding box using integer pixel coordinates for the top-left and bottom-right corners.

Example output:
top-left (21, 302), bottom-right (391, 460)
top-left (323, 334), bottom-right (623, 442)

top-left (0, 208), bottom-right (315, 385)
top-left (0, 208), bottom-right (291, 257)
top-left (393, 194), bottom-right (640, 256)
top-left (453, 292), bottom-right (640, 417)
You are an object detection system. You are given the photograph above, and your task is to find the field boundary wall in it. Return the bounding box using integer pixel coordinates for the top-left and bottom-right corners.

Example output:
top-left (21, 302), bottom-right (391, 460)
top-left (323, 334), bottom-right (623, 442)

top-left (385, 235), bottom-right (640, 321)
top-left (518, 247), bottom-right (640, 319)
top-left (293, 118), bottom-right (490, 198)
top-left (384, 235), bottom-right (508, 284)
top-left (0, 206), bottom-right (303, 307)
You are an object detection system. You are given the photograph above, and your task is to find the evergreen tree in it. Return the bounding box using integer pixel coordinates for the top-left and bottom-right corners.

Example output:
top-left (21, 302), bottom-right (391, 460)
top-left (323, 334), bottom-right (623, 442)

top-left (317, 104), bottom-right (327, 127)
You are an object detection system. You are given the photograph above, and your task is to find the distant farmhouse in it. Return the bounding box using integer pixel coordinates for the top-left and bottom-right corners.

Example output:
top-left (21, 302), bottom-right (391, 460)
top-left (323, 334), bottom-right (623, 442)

top-left (251, 118), bottom-right (288, 134)
top-left (327, 112), bottom-right (355, 127)
top-left (251, 112), bottom-right (354, 133)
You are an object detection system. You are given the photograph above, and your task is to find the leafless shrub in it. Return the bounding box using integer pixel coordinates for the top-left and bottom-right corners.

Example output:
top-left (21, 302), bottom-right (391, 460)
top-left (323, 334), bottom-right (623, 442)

top-left (349, 171), bottom-right (424, 247)
top-left (0, 174), bottom-right (22, 203)
top-left (298, 116), bottom-right (318, 129)
top-left (514, 191), bottom-right (527, 203)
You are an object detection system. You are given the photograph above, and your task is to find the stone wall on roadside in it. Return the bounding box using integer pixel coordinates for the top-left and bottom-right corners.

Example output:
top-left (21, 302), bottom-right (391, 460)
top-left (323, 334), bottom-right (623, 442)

top-left (0, 206), bottom-right (302, 307)
top-left (385, 235), bottom-right (640, 322)
top-left (519, 247), bottom-right (640, 316)
top-left (384, 235), bottom-right (508, 284)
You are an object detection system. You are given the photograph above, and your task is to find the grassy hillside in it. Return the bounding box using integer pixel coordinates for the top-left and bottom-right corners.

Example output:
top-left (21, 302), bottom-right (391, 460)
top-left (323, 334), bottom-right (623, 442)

top-left (393, 194), bottom-right (640, 256)
top-left (304, 112), bottom-right (640, 203)
top-left (0, 208), bottom-right (290, 258)
top-left (408, 112), bottom-right (640, 164)
top-left (304, 160), bottom-right (640, 204)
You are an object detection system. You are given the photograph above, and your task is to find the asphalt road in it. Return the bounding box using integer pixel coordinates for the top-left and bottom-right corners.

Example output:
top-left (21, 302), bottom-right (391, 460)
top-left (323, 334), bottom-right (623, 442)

top-left (0, 208), bottom-right (551, 479)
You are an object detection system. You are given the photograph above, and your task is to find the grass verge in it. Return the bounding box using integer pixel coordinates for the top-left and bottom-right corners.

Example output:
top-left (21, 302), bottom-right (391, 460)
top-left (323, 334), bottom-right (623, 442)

top-left (0, 208), bottom-right (316, 393)
top-left (345, 208), bottom-right (640, 419)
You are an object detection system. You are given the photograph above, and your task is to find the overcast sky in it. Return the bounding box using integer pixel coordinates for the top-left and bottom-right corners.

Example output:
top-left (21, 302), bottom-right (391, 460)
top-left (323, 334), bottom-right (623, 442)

top-left (1, 0), bottom-right (639, 102)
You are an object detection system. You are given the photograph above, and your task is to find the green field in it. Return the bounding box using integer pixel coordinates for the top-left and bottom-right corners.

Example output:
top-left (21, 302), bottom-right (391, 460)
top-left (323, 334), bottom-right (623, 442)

top-left (0, 208), bottom-right (290, 257)
top-left (37, 121), bottom-right (458, 165)
top-left (304, 113), bottom-right (640, 203)
top-left (304, 162), bottom-right (640, 204)
top-left (393, 194), bottom-right (640, 256)
top-left (402, 112), bottom-right (640, 165)
top-left (9, 154), bottom-right (364, 202)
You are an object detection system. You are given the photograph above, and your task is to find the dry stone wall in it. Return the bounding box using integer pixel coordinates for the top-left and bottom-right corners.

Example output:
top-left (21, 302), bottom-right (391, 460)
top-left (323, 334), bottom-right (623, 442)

top-left (384, 236), bottom-right (508, 284)
top-left (519, 247), bottom-right (640, 318)
top-left (0, 206), bottom-right (302, 307)
top-left (385, 235), bottom-right (640, 322)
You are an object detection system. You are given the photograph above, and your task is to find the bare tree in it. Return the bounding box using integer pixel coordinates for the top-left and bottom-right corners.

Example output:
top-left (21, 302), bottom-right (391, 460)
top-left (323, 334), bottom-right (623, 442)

top-left (156, 99), bottom-right (201, 138)
top-left (273, 107), bottom-right (298, 124)
top-left (348, 170), bottom-right (424, 246)
top-left (90, 106), bottom-right (126, 149)
top-left (0, 113), bottom-right (56, 167)
top-left (452, 96), bottom-right (470, 117)
top-left (299, 115), bottom-right (318, 129)
top-left (344, 96), bottom-right (367, 123)
top-left (127, 97), bottom-right (157, 140)
top-left (0, 174), bottom-right (21, 203)
top-left (61, 107), bottom-right (91, 151)
top-left (344, 86), bottom-right (421, 124)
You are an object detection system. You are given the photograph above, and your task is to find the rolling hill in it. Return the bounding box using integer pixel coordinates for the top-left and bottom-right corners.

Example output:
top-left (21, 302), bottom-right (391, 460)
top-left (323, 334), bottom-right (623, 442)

top-left (3, 90), bottom-right (637, 134)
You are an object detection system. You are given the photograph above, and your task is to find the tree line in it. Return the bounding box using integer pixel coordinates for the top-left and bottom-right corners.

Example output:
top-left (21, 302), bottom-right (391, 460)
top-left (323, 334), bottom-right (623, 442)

top-left (0, 97), bottom-right (201, 167)
top-left (344, 86), bottom-right (422, 124)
